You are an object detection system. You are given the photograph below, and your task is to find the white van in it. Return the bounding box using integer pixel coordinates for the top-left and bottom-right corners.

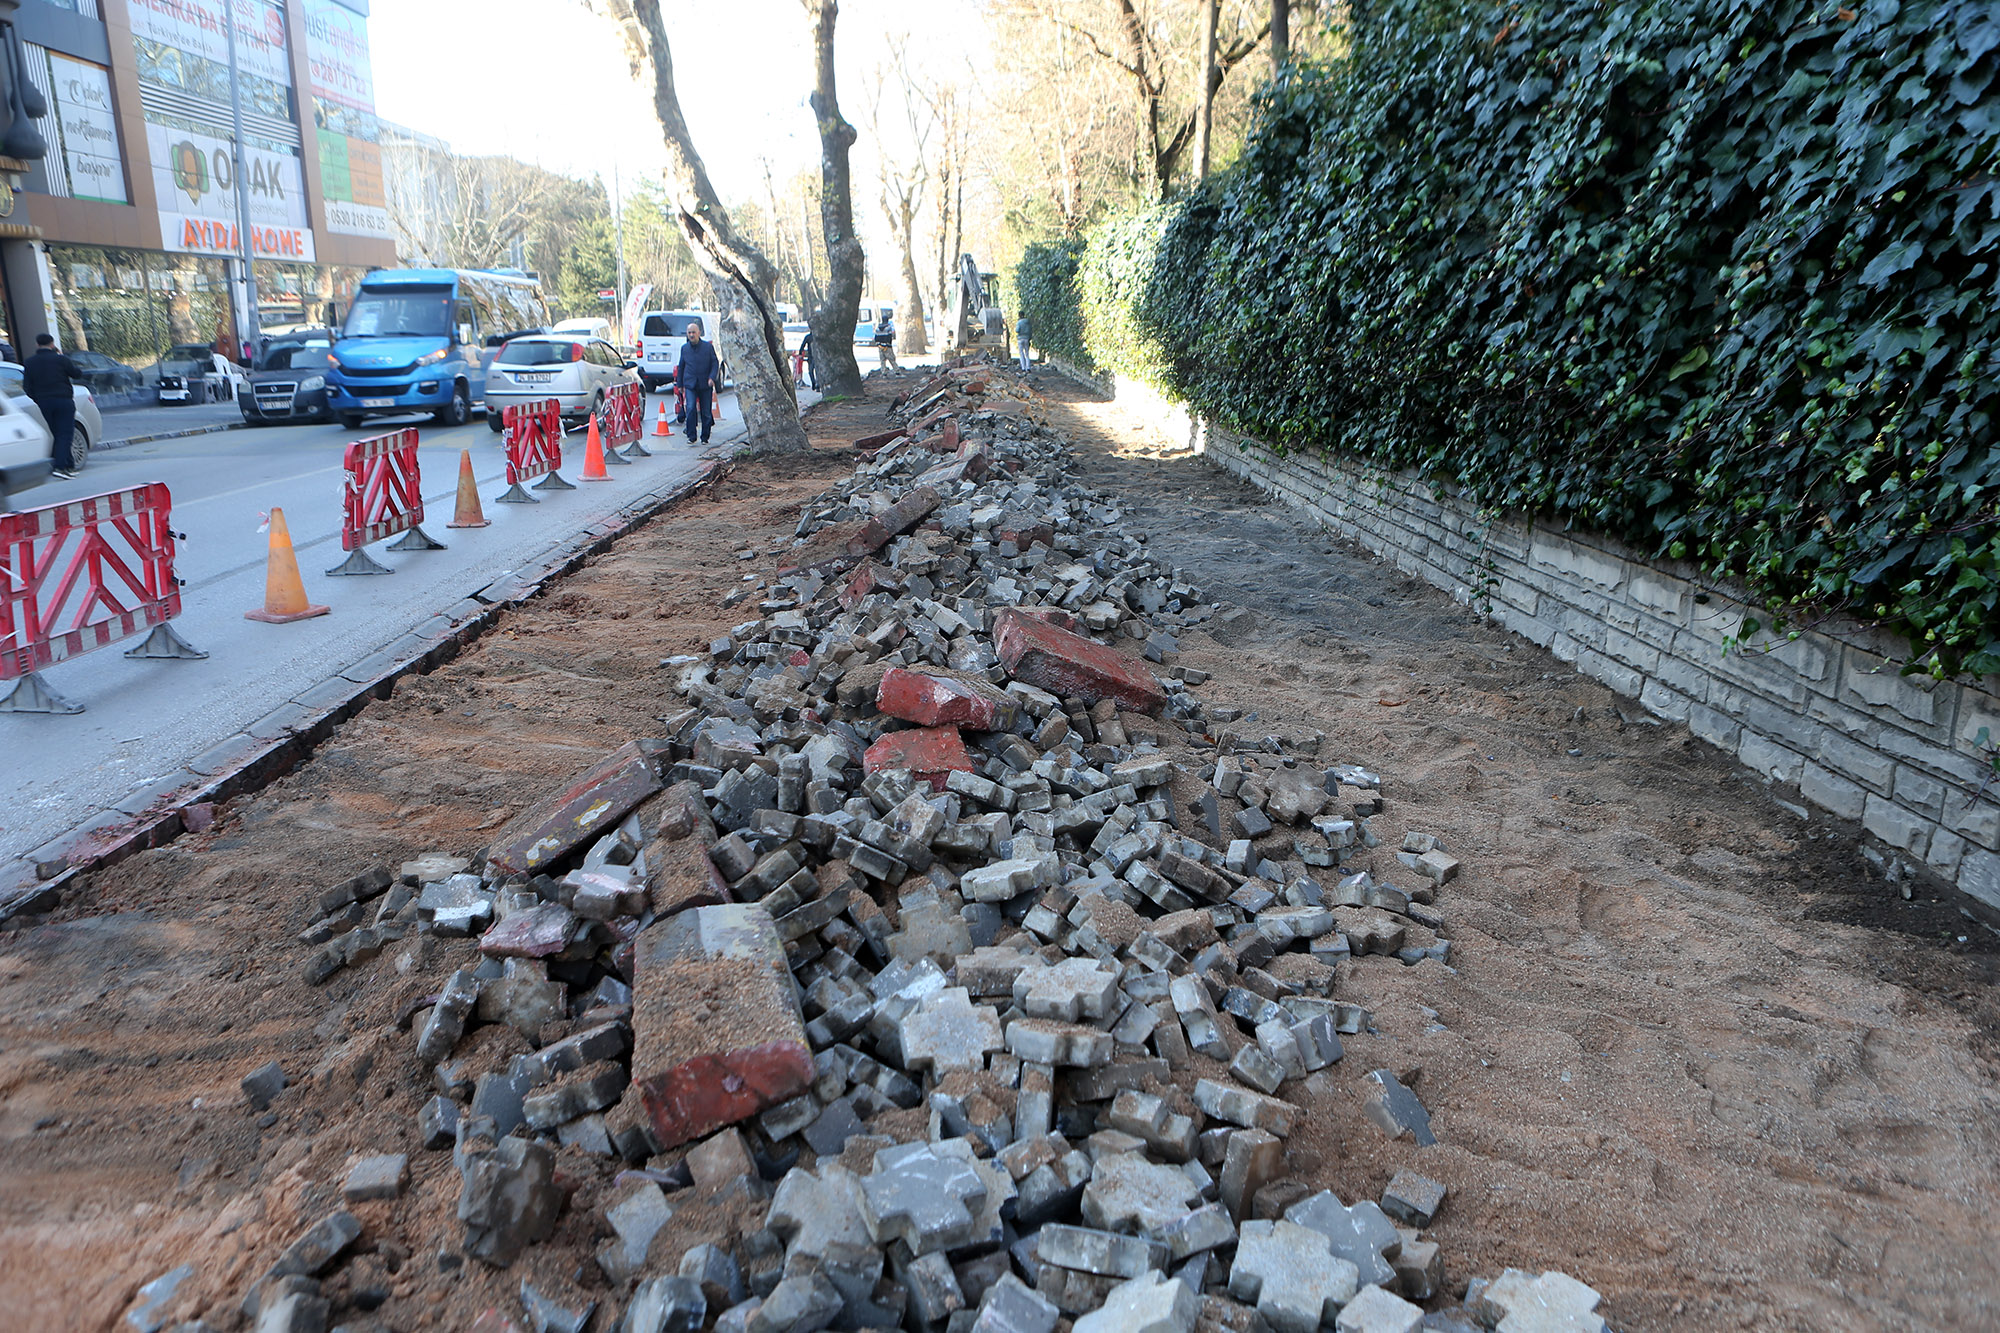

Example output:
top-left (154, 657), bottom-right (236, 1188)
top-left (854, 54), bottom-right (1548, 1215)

top-left (552, 317), bottom-right (619, 350)
top-left (637, 309), bottom-right (727, 393)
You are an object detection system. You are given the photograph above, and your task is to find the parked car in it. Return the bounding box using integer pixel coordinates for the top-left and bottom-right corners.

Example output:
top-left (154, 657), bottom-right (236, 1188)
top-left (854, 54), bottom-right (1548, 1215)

top-left (636, 310), bottom-right (728, 392)
top-left (157, 344), bottom-right (246, 405)
top-left (552, 317), bottom-right (619, 349)
top-left (65, 349), bottom-right (145, 397)
top-left (0, 389), bottom-right (52, 509)
top-left (240, 331), bottom-right (334, 425)
top-left (0, 362), bottom-right (102, 471)
top-left (483, 334), bottom-right (640, 433)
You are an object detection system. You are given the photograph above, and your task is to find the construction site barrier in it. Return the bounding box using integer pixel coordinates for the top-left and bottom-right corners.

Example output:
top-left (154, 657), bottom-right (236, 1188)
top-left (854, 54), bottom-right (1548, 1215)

top-left (0, 482), bottom-right (207, 714)
top-left (605, 381), bottom-right (648, 457)
top-left (328, 427), bottom-right (444, 575)
top-left (496, 399), bottom-right (571, 504)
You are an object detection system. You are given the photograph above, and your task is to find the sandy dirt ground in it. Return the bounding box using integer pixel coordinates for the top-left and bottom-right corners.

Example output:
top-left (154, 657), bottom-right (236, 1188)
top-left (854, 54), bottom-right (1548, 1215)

top-left (0, 375), bottom-right (1995, 1333)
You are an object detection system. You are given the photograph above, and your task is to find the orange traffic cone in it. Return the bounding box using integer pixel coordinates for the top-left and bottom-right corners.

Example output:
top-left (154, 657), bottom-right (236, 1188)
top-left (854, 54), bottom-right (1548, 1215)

top-left (653, 401), bottom-right (671, 436)
top-left (245, 508), bottom-right (330, 623)
top-left (580, 414), bottom-right (611, 481)
top-left (445, 449), bottom-right (490, 528)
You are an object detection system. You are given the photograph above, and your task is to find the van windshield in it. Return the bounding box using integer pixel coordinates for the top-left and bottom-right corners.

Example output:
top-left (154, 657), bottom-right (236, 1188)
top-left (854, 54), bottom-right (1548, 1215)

top-left (343, 287), bottom-right (452, 338)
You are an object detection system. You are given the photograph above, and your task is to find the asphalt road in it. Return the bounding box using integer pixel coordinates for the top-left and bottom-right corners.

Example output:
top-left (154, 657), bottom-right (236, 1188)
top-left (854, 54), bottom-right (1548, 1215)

top-left (0, 388), bottom-right (767, 869)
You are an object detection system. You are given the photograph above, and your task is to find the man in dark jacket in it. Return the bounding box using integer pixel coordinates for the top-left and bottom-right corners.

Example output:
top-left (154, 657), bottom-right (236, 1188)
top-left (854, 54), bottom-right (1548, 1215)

top-left (675, 320), bottom-right (722, 445)
top-left (24, 334), bottom-right (83, 478)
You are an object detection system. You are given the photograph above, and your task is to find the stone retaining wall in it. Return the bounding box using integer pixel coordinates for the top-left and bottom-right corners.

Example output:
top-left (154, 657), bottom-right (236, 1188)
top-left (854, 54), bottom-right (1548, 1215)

top-left (1065, 367), bottom-right (2000, 916)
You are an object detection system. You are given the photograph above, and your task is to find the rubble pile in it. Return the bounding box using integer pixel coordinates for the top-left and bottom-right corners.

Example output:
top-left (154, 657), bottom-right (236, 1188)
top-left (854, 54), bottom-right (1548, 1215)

top-left (175, 357), bottom-right (1616, 1333)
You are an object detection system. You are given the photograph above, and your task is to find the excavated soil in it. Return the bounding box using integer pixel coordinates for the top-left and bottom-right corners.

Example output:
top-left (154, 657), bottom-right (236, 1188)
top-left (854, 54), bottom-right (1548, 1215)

top-left (0, 374), bottom-right (1995, 1333)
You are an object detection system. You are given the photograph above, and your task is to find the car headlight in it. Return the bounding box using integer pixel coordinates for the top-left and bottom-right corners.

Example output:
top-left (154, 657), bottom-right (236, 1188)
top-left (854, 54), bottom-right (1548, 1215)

top-left (415, 348), bottom-right (449, 367)
top-left (298, 375), bottom-right (325, 392)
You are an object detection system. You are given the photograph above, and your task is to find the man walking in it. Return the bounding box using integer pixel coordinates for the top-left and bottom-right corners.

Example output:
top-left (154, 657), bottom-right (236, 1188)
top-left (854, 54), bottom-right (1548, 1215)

top-left (1015, 313), bottom-right (1032, 373)
top-left (25, 334), bottom-right (83, 478)
top-left (675, 319), bottom-right (722, 445)
top-left (874, 312), bottom-right (898, 370)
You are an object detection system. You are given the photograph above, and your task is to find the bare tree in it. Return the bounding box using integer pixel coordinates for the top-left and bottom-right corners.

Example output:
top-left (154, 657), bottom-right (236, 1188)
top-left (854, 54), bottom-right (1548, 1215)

top-left (1193, 0), bottom-right (1219, 180)
top-left (870, 40), bottom-right (935, 355)
top-left (584, 0), bottom-right (807, 452)
top-left (803, 0), bottom-right (867, 396)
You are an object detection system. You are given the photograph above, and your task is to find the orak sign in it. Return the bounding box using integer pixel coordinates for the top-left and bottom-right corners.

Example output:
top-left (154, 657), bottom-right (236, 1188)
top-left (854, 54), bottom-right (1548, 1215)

top-left (147, 122), bottom-right (316, 262)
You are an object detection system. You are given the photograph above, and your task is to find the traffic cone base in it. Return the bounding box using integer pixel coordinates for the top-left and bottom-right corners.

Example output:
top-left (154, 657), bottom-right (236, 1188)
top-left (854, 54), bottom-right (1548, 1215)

top-left (246, 507), bottom-right (330, 623)
top-left (580, 415), bottom-right (611, 481)
top-left (446, 448), bottom-right (491, 528)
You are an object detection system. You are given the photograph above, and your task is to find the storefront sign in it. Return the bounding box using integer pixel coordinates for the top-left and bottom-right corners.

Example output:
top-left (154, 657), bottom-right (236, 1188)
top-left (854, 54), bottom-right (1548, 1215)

top-left (127, 0), bottom-right (294, 91)
top-left (148, 123), bottom-right (316, 262)
top-left (48, 53), bottom-right (127, 205)
top-left (303, 0), bottom-right (391, 240)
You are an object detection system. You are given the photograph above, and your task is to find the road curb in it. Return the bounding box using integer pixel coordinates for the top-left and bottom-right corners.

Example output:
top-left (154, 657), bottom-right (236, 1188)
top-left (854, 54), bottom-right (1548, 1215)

top-left (99, 420), bottom-right (248, 451)
top-left (0, 456), bottom-right (728, 922)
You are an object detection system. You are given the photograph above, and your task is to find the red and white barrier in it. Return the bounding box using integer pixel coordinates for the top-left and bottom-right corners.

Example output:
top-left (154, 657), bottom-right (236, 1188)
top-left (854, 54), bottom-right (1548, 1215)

top-left (327, 427), bottom-right (444, 576)
top-left (495, 399), bottom-right (571, 503)
top-left (0, 483), bottom-right (207, 715)
top-left (604, 381), bottom-right (647, 457)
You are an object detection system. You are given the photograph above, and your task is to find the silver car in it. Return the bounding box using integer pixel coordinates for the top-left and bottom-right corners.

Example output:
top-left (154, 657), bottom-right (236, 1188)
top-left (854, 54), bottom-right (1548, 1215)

top-left (484, 335), bottom-right (640, 433)
top-left (0, 361), bottom-right (104, 471)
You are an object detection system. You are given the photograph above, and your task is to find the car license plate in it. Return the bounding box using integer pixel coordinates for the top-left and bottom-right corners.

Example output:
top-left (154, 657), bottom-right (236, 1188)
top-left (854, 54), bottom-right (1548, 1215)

top-left (361, 397), bottom-right (395, 408)
top-left (515, 373), bottom-right (554, 384)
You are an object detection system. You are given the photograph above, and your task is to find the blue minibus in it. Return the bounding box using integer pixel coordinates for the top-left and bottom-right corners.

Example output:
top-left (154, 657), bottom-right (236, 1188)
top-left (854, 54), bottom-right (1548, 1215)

top-left (325, 268), bottom-right (550, 429)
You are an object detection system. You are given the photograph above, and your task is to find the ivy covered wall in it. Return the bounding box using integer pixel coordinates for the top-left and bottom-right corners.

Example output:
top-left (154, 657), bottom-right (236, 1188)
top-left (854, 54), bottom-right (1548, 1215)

top-left (1015, 0), bottom-right (2000, 674)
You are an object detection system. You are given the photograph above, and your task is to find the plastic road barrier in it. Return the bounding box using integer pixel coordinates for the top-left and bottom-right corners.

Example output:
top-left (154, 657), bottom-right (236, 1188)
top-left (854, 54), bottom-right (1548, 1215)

top-left (327, 427), bottom-right (445, 575)
top-left (0, 482), bottom-right (207, 714)
top-left (495, 399), bottom-right (572, 504)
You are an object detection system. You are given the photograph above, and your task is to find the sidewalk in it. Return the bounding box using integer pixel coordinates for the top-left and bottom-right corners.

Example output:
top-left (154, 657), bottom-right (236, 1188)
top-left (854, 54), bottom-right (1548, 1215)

top-left (99, 399), bottom-right (244, 449)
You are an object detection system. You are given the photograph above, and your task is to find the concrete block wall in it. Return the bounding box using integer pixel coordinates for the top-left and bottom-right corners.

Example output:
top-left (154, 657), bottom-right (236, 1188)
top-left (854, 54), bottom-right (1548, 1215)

top-left (1065, 378), bottom-right (2000, 915)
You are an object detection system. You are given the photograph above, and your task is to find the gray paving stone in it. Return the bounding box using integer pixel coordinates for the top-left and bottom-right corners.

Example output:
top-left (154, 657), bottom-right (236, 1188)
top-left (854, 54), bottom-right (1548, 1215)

top-left (970, 1272), bottom-right (1060, 1333)
top-left (595, 1181), bottom-right (675, 1283)
top-left (1006, 1017), bottom-right (1114, 1067)
top-left (1033, 1223), bottom-right (1169, 1279)
top-left (624, 1275), bottom-right (707, 1333)
top-left (767, 1164), bottom-right (873, 1261)
top-left (1380, 1171), bottom-right (1446, 1228)
top-left (340, 1153), bottom-right (407, 1203)
top-left (859, 1141), bottom-right (990, 1255)
top-left (1361, 1070), bottom-right (1435, 1146)
top-left (520, 1279), bottom-right (596, 1333)
top-left (1284, 1192), bottom-right (1401, 1289)
top-left (1192, 1079), bottom-right (1298, 1136)
top-left (1333, 1284), bottom-right (1421, 1333)
top-left (1013, 956), bottom-right (1121, 1022)
top-left (1080, 1151), bottom-right (1204, 1238)
top-left (899, 986), bottom-right (1007, 1073)
top-left (1470, 1270), bottom-right (1606, 1333)
top-left (1072, 1270), bottom-right (1201, 1333)
top-left (1227, 1219), bottom-right (1358, 1333)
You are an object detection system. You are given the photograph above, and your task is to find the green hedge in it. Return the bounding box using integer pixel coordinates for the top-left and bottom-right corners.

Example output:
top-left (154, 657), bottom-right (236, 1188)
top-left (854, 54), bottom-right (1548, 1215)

top-left (1012, 240), bottom-right (1091, 370)
top-left (1073, 0), bottom-right (2000, 675)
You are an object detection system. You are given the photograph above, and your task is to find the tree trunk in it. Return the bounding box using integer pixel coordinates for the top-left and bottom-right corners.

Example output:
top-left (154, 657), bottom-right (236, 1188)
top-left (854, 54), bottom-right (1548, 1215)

top-left (803, 0), bottom-right (866, 397)
top-left (1271, 0), bottom-right (1289, 73)
top-left (1194, 0), bottom-right (1220, 181)
top-left (893, 200), bottom-right (928, 355)
top-left (584, 0), bottom-right (806, 452)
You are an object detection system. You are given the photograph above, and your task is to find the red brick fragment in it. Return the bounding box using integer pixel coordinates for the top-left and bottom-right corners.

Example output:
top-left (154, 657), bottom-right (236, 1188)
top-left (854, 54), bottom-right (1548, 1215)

top-left (843, 486), bottom-right (944, 559)
top-left (877, 666), bottom-right (1018, 731)
top-left (631, 904), bottom-right (814, 1151)
top-left (994, 610), bottom-right (1167, 715)
top-left (863, 725), bottom-right (975, 791)
top-left (840, 561), bottom-right (905, 610)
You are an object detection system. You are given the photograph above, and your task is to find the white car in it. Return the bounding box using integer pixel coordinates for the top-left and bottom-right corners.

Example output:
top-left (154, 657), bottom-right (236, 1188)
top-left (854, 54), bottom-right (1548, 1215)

top-left (0, 363), bottom-right (103, 472)
top-left (483, 335), bottom-right (640, 432)
top-left (0, 390), bottom-right (53, 509)
top-left (156, 344), bottom-right (247, 404)
top-left (783, 322), bottom-right (810, 354)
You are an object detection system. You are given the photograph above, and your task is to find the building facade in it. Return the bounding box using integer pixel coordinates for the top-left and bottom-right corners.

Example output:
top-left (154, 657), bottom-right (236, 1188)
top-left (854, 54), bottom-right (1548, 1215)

top-left (0, 0), bottom-right (395, 399)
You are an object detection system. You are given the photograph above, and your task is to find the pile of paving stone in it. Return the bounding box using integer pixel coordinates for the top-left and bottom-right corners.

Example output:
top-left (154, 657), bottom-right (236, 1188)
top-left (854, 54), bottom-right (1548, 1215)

top-left (194, 356), bottom-right (1615, 1333)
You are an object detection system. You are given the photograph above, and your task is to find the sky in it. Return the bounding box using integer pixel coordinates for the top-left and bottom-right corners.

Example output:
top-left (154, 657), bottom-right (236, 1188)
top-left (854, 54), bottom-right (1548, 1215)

top-left (368, 0), bottom-right (989, 260)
